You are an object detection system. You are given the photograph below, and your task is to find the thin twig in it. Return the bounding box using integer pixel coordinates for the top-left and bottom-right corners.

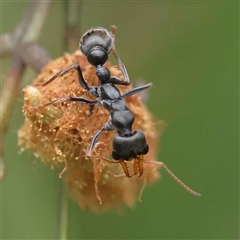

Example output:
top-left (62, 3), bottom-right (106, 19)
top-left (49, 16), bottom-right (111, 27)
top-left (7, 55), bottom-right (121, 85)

top-left (0, 1), bottom-right (51, 180)
top-left (57, 180), bottom-right (69, 240)
top-left (17, 42), bottom-right (51, 73)
top-left (0, 33), bottom-right (12, 57)
top-left (57, 1), bottom-right (82, 239)
top-left (15, 1), bottom-right (51, 43)
top-left (0, 54), bottom-right (25, 181)
top-left (63, 1), bottom-right (82, 53)
top-left (0, 37), bottom-right (51, 72)
top-left (1, 1), bottom-right (51, 132)
top-left (1, 54), bottom-right (25, 136)
top-left (1, 1), bottom-right (51, 57)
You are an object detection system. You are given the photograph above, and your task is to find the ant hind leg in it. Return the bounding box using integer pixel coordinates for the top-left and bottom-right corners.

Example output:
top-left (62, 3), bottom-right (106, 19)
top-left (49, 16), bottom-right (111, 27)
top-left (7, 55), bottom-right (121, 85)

top-left (86, 119), bottom-right (115, 157)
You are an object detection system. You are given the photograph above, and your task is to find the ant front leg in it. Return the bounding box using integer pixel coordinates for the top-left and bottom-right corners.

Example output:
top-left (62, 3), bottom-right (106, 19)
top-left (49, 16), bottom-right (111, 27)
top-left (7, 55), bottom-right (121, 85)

top-left (110, 25), bottom-right (131, 85)
top-left (34, 63), bottom-right (98, 97)
top-left (86, 119), bottom-right (115, 156)
top-left (37, 96), bottom-right (97, 110)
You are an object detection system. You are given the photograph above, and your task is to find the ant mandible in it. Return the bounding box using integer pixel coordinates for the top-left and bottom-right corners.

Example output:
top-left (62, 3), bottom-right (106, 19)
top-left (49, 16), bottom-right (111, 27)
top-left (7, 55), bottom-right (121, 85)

top-left (34, 26), bottom-right (201, 197)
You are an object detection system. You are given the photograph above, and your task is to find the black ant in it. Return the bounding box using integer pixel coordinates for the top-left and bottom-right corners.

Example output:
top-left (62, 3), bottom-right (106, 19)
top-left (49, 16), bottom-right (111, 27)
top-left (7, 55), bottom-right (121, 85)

top-left (34, 26), bottom-right (201, 198)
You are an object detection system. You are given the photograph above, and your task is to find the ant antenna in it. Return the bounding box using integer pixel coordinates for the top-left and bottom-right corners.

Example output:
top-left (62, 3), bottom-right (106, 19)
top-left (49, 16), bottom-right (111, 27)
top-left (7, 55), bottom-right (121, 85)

top-left (142, 160), bottom-right (201, 197)
top-left (92, 154), bottom-right (201, 197)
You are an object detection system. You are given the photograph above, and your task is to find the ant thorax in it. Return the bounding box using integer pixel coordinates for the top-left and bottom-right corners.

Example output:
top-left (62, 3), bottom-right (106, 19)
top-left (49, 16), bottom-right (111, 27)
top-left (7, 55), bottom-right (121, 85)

top-left (98, 83), bottom-right (121, 100)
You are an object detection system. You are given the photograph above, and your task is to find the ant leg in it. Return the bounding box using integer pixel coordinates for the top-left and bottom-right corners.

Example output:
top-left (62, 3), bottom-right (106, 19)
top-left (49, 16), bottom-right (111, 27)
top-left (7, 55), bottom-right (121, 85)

top-left (34, 63), bottom-right (98, 96)
top-left (110, 25), bottom-right (131, 84)
top-left (61, 96), bottom-right (96, 104)
top-left (86, 120), bottom-right (115, 156)
top-left (34, 64), bottom-right (80, 87)
top-left (141, 159), bottom-right (201, 197)
top-left (109, 76), bottom-right (131, 86)
top-left (121, 83), bottom-right (153, 98)
top-left (37, 96), bottom-right (96, 110)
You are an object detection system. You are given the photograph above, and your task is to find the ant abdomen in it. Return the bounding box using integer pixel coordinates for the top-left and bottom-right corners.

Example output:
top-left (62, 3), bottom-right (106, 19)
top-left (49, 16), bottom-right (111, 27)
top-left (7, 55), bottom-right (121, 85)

top-left (112, 130), bottom-right (149, 160)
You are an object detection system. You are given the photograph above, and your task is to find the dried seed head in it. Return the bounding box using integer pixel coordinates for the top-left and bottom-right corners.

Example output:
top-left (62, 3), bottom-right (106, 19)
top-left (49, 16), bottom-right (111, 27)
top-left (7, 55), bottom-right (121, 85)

top-left (18, 50), bottom-right (161, 212)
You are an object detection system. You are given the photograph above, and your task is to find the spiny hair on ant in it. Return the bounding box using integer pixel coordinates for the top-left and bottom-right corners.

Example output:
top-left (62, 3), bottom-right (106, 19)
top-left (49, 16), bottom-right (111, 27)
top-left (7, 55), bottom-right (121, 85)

top-left (33, 26), bottom-right (201, 203)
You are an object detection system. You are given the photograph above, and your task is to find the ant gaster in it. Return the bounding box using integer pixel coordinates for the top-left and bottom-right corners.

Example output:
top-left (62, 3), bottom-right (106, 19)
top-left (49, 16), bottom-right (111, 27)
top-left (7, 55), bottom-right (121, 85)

top-left (35, 26), bottom-right (201, 199)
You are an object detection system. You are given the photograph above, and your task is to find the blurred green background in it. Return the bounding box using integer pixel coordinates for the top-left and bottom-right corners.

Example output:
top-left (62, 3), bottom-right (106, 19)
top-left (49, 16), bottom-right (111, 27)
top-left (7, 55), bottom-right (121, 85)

top-left (1, 1), bottom-right (239, 239)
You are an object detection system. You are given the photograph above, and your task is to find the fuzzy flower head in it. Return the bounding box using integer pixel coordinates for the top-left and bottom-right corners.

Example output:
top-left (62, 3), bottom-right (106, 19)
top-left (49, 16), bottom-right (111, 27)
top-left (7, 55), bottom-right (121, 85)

top-left (18, 50), bottom-right (161, 212)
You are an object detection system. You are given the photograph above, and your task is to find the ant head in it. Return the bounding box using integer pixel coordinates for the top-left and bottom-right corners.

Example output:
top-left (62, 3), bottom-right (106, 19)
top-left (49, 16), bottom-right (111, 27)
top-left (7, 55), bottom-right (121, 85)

top-left (87, 46), bottom-right (108, 66)
top-left (80, 27), bottom-right (112, 66)
top-left (112, 131), bottom-right (149, 160)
